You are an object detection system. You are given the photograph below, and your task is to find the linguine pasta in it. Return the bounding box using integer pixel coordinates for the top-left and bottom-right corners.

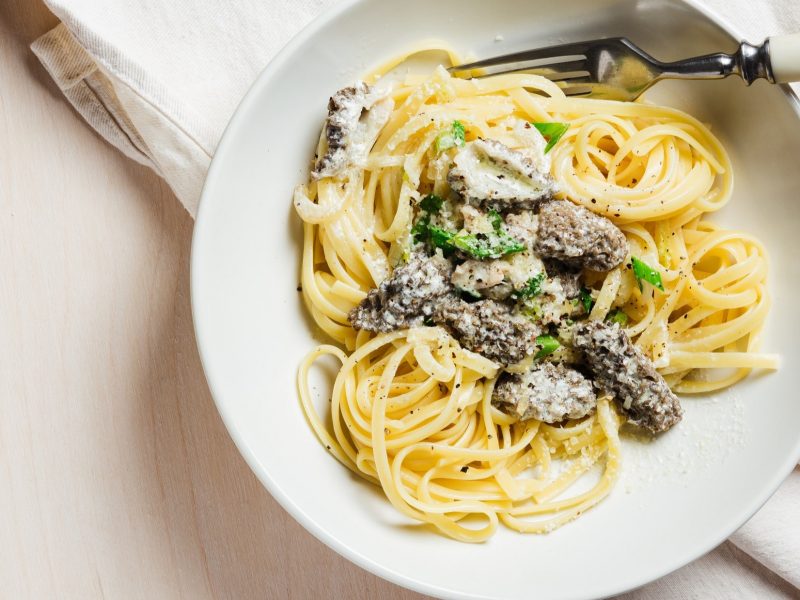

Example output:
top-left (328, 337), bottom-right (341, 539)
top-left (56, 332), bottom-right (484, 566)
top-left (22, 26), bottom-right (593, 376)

top-left (293, 48), bottom-right (777, 542)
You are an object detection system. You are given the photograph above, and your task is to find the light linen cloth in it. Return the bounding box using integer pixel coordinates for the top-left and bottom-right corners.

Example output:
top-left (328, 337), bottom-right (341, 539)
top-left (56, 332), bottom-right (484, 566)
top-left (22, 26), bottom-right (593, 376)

top-left (31, 1), bottom-right (800, 597)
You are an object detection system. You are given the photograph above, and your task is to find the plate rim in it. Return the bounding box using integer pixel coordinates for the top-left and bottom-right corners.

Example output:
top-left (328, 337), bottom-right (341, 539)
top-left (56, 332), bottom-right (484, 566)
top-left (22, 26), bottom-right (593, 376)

top-left (190, 2), bottom-right (800, 598)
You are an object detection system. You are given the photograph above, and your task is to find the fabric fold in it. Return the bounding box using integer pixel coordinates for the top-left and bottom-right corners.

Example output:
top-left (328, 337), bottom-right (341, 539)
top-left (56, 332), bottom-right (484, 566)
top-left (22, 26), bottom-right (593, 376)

top-left (728, 467), bottom-right (800, 590)
top-left (32, 24), bottom-right (157, 172)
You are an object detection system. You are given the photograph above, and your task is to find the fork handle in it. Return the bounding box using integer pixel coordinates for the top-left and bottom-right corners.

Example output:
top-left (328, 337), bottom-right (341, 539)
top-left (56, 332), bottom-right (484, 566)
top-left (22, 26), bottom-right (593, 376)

top-left (768, 34), bottom-right (800, 83)
top-left (659, 34), bottom-right (800, 85)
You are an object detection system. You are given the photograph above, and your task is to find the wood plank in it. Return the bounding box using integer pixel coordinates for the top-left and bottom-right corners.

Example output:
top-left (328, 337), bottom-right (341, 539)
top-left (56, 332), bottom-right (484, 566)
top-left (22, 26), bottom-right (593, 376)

top-left (0, 2), bottom-right (423, 598)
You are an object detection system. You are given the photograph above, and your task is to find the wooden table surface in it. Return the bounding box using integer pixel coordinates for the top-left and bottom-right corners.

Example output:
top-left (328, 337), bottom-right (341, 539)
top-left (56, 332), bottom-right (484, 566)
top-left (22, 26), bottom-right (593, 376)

top-left (0, 2), bottom-right (422, 598)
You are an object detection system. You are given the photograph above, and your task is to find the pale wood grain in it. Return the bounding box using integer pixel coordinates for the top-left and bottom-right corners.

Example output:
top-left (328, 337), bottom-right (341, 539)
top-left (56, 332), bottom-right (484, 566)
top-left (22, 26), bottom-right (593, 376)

top-left (8, 3), bottom-right (795, 599)
top-left (0, 2), bottom-right (425, 598)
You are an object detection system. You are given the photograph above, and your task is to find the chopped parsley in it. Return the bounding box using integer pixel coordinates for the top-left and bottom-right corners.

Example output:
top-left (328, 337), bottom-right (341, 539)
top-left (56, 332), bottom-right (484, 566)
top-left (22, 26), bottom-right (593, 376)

top-left (534, 334), bottom-right (560, 359)
top-left (411, 194), bottom-right (444, 243)
top-left (428, 225), bottom-right (456, 249)
top-left (512, 272), bottom-right (545, 300)
top-left (532, 122), bottom-right (570, 153)
top-left (411, 221), bottom-right (429, 244)
top-left (427, 225), bottom-right (525, 259)
top-left (417, 207), bottom-right (525, 260)
top-left (435, 120), bottom-right (466, 153)
top-left (631, 256), bottom-right (665, 292)
top-left (419, 193), bottom-right (443, 213)
top-left (579, 287), bottom-right (594, 313)
top-left (605, 309), bottom-right (629, 326)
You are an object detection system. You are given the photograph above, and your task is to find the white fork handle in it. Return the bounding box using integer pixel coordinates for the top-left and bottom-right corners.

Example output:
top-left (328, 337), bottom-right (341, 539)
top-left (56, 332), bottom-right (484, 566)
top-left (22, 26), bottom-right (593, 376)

top-left (769, 33), bottom-right (800, 83)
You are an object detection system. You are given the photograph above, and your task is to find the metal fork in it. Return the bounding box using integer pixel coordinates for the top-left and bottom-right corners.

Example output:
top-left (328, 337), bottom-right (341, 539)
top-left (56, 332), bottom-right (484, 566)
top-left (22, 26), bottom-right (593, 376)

top-left (449, 35), bottom-right (800, 101)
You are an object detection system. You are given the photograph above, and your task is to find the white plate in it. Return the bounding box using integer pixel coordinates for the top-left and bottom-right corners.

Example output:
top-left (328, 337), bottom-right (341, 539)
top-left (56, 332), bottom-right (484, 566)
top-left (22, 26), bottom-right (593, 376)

top-left (191, 1), bottom-right (800, 598)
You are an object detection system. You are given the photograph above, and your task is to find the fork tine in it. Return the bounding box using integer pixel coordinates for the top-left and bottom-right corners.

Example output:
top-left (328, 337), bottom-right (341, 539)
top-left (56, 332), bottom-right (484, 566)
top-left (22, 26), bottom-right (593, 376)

top-left (561, 85), bottom-right (594, 97)
top-left (552, 75), bottom-right (594, 85)
top-left (477, 59), bottom-right (589, 78)
top-left (550, 74), bottom-right (593, 84)
top-left (448, 40), bottom-right (598, 74)
top-left (526, 59), bottom-right (588, 76)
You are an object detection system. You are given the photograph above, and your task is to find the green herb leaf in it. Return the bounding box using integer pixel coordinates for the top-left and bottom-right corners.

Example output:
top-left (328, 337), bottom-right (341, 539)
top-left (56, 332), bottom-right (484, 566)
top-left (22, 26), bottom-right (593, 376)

top-left (532, 122), bottom-right (570, 154)
top-left (412, 195), bottom-right (445, 243)
top-left (419, 194), bottom-right (443, 213)
top-left (579, 287), bottom-right (594, 313)
top-left (452, 120), bottom-right (466, 142)
top-left (631, 256), bottom-right (665, 292)
top-left (424, 225), bottom-right (524, 260)
top-left (411, 214), bottom-right (430, 243)
top-left (435, 120), bottom-right (467, 153)
top-left (512, 273), bottom-right (545, 300)
top-left (451, 231), bottom-right (525, 259)
top-left (419, 208), bottom-right (525, 260)
top-left (605, 309), bottom-right (629, 325)
top-left (428, 225), bottom-right (455, 249)
top-left (534, 334), bottom-right (560, 359)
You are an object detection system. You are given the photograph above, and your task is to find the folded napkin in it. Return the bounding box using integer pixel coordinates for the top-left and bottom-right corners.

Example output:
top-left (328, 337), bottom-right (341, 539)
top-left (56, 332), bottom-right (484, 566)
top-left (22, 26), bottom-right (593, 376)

top-left (32, 0), bottom-right (334, 215)
top-left (31, 0), bottom-right (800, 597)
